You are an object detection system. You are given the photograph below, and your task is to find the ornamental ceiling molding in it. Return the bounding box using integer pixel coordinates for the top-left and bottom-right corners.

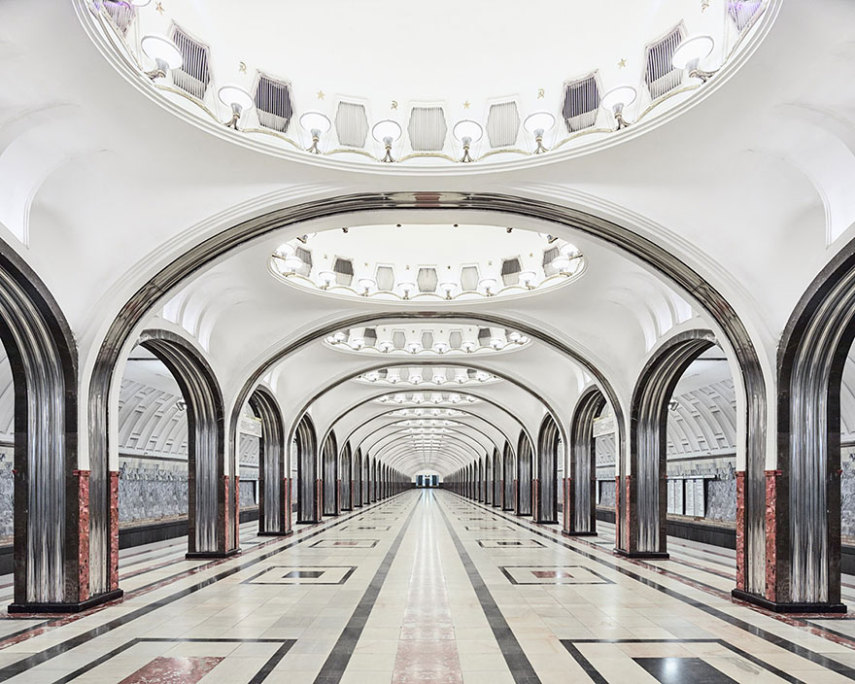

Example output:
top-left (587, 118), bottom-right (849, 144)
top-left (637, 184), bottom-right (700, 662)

top-left (77, 0), bottom-right (780, 174)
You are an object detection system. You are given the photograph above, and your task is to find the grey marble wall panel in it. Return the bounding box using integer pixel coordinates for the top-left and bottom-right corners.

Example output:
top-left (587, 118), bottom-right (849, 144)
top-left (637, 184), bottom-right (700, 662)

top-left (239, 480), bottom-right (256, 508)
top-left (599, 480), bottom-right (616, 507)
top-left (0, 447), bottom-right (11, 540)
top-left (118, 457), bottom-right (188, 523)
top-left (842, 448), bottom-right (855, 540)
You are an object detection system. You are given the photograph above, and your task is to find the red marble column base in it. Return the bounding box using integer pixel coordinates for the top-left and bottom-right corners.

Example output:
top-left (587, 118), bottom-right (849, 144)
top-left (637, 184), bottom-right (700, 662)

top-left (77, 470), bottom-right (91, 602)
top-left (532, 479), bottom-right (540, 522)
top-left (735, 471), bottom-right (746, 591)
top-left (563, 477), bottom-right (572, 533)
top-left (765, 469), bottom-right (779, 602)
top-left (109, 471), bottom-right (120, 591)
top-left (9, 469), bottom-right (124, 614)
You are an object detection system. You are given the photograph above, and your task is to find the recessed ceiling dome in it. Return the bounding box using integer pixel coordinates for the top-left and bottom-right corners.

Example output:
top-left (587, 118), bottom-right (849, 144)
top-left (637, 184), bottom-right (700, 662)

top-left (271, 224), bottom-right (584, 302)
top-left (325, 324), bottom-right (530, 355)
top-left (87, 0), bottom-right (771, 169)
top-left (357, 367), bottom-right (499, 387)
top-left (376, 392), bottom-right (480, 406)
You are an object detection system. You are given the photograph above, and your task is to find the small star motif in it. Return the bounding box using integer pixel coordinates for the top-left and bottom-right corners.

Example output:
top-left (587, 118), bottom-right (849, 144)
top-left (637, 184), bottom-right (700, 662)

top-left (155, 2), bottom-right (164, 14)
top-left (537, 88), bottom-right (545, 99)
top-left (391, 100), bottom-right (399, 110)
top-left (317, 90), bottom-right (325, 100)
top-left (463, 101), bottom-right (471, 109)
top-left (618, 58), bottom-right (627, 68)
top-left (238, 61), bottom-right (247, 74)
top-left (701, 0), bottom-right (710, 10)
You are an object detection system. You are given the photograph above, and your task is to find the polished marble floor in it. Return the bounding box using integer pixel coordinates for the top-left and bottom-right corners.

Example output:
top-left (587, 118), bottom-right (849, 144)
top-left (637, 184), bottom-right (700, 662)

top-left (0, 490), bottom-right (854, 682)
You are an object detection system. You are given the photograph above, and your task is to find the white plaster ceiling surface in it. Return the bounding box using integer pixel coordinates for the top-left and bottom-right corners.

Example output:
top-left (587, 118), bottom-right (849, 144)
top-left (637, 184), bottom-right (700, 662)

top-left (83, 0), bottom-right (772, 168)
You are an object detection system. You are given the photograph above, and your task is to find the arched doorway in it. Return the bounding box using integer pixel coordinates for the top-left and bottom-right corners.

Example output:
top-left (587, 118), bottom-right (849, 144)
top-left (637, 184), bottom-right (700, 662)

top-left (134, 331), bottom-right (231, 560)
top-left (567, 387), bottom-right (607, 536)
top-left (248, 387), bottom-right (288, 535)
top-left (340, 443), bottom-right (353, 511)
top-left (517, 432), bottom-right (533, 516)
top-left (536, 415), bottom-right (559, 524)
top-left (322, 432), bottom-right (339, 516)
top-left (296, 414), bottom-right (319, 524)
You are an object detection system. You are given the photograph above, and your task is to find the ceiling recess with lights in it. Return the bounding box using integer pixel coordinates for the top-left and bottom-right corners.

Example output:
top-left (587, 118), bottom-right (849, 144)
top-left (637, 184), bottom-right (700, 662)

top-left (356, 367), bottom-right (500, 387)
top-left (325, 324), bottom-right (530, 355)
top-left (86, 0), bottom-right (770, 168)
top-left (271, 224), bottom-right (584, 301)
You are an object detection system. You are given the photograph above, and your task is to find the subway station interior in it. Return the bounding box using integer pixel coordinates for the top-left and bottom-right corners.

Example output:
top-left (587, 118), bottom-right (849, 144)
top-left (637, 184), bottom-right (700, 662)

top-left (1, 0), bottom-right (855, 681)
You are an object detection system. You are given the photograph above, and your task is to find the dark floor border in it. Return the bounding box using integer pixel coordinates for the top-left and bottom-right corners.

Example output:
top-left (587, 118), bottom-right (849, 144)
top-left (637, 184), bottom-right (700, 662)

top-left (0, 493), bottom-right (407, 681)
top-left (436, 492), bottom-right (541, 684)
top-left (242, 566), bottom-right (357, 586)
top-left (51, 637), bottom-right (296, 684)
top-left (313, 494), bottom-right (419, 684)
top-left (456, 493), bottom-right (855, 679)
top-left (499, 565), bottom-right (614, 586)
top-left (560, 639), bottom-right (801, 684)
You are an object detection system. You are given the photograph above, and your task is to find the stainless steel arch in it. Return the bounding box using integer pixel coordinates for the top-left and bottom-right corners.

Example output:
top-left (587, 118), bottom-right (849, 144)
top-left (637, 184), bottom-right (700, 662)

top-left (248, 386), bottom-right (287, 535)
top-left (88, 192), bottom-right (766, 604)
top-left (567, 386), bottom-right (607, 536)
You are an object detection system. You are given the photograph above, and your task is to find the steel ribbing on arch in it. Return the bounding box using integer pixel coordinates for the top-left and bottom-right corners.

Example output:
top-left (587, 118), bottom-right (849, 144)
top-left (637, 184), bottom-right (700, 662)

top-left (88, 191), bottom-right (766, 601)
top-left (629, 331), bottom-right (716, 557)
top-left (136, 330), bottom-right (228, 559)
top-left (248, 386), bottom-right (286, 535)
top-left (536, 415), bottom-right (560, 524)
top-left (568, 386), bottom-right (607, 536)
top-left (295, 414), bottom-right (318, 523)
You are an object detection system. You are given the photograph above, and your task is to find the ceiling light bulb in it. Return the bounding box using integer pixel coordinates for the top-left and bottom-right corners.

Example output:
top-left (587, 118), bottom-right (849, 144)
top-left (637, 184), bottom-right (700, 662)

top-left (218, 86), bottom-right (254, 130)
top-left (406, 341), bottom-right (423, 354)
top-left (333, 331), bottom-right (347, 344)
top-left (300, 112), bottom-right (331, 154)
top-left (524, 112), bottom-right (556, 154)
top-left (432, 372), bottom-right (446, 384)
top-left (398, 280), bottom-right (417, 300)
top-left (318, 270), bottom-right (336, 288)
top-left (433, 341), bottom-right (450, 354)
top-left (508, 331), bottom-right (522, 343)
top-left (439, 281), bottom-right (457, 300)
top-left (461, 340), bottom-right (477, 353)
top-left (365, 372), bottom-right (380, 382)
top-left (357, 277), bottom-right (376, 295)
top-left (478, 277), bottom-right (498, 296)
top-left (490, 337), bottom-right (506, 350)
top-left (518, 270), bottom-right (537, 289)
top-left (349, 337), bottom-right (365, 350)
top-left (372, 120), bottom-right (403, 162)
top-left (672, 35), bottom-right (718, 82)
top-left (476, 371), bottom-right (491, 382)
top-left (378, 339), bottom-right (394, 353)
top-left (600, 86), bottom-right (637, 130)
top-left (409, 373), bottom-right (422, 384)
top-left (453, 120), bottom-right (483, 163)
top-left (140, 35), bottom-right (183, 79)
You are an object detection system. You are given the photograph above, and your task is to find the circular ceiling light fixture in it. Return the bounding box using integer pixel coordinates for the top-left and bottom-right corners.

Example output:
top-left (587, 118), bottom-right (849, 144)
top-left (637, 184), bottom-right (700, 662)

top-left (372, 120), bottom-right (402, 162)
top-left (452, 120), bottom-right (483, 163)
top-left (600, 86), bottom-right (637, 130)
top-left (140, 35), bottom-right (183, 80)
top-left (218, 85), bottom-right (254, 130)
top-left (300, 112), bottom-right (332, 154)
top-left (672, 35), bottom-right (717, 82)
top-left (523, 112), bottom-right (556, 154)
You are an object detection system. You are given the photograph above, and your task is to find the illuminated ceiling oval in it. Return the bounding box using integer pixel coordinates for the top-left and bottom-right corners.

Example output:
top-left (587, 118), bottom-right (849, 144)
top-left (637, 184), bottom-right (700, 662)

top-left (271, 224), bottom-right (584, 302)
top-left (325, 324), bottom-right (530, 356)
top-left (86, 0), bottom-right (773, 170)
top-left (356, 366), bottom-right (500, 387)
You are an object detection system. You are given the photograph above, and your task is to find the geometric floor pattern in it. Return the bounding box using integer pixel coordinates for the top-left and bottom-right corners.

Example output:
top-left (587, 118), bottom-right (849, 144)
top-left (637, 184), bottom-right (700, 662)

top-left (0, 490), bottom-right (853, 683)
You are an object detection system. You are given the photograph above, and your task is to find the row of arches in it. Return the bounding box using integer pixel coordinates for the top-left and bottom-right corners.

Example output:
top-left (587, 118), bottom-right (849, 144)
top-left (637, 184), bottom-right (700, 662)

top-left (2, 193), bottom-right (855, 616)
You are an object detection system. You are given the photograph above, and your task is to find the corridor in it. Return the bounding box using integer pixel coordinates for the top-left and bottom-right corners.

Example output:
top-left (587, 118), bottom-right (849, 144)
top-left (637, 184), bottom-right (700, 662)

top-left (0, 490), bottom-right (852, 683)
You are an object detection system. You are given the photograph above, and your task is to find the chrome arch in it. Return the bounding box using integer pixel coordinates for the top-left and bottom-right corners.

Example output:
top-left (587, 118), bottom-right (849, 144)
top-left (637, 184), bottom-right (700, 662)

top-left (248, 386), bottom-right (286, 535)
top-left (568, 386), bottom-right (607, 536)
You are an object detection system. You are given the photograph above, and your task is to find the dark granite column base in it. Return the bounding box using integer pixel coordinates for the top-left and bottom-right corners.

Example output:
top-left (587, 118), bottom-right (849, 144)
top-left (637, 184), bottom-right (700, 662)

top-left (562, 531), bottom-right (598, 537)
top-left (257, 530), bottom-right (293, 537)
top-left (731, 589), bottom-right (847, 614)
top-left (9, 588), bottom-right (124, 614)
top-left (296, 520), bottom-right (318, 525)
top-left (615, 549), bottom-right (670, 559)
top-left (538, 520), bottom-right (560, 525)
top-left (185, 548), bottom-right (241, 560)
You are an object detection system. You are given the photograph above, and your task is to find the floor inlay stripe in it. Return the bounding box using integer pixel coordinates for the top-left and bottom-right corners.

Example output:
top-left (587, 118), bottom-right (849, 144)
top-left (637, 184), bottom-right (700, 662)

top-left (436, 493), bottom-right (541, 684)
